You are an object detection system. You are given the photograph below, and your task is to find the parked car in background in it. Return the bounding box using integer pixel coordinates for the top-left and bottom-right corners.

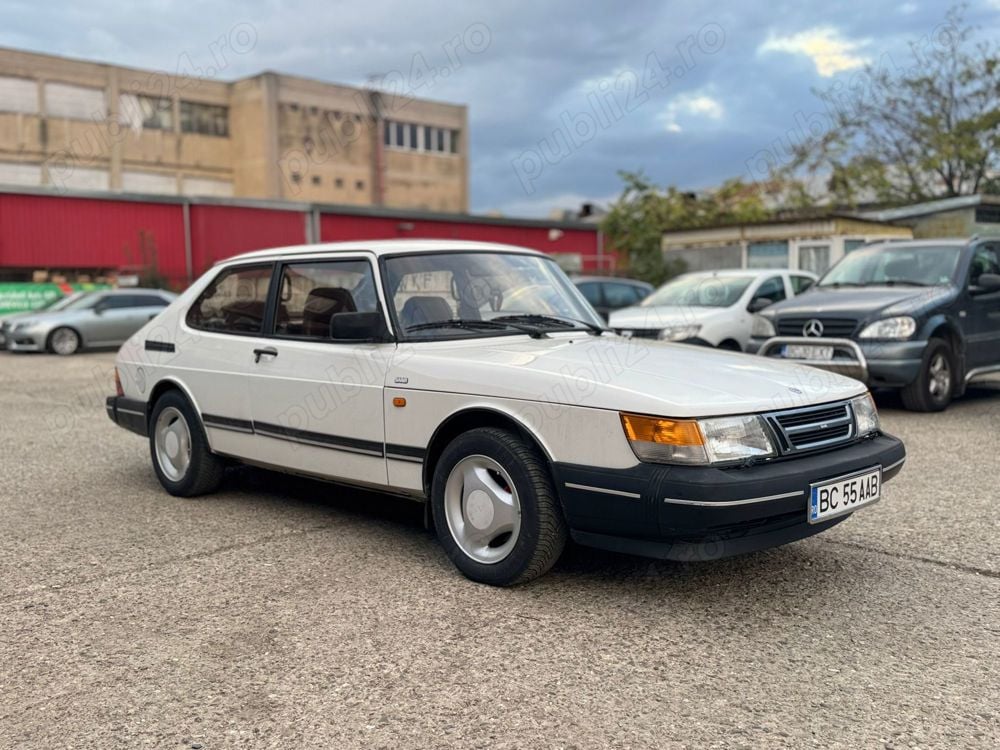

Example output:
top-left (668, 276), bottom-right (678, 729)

top-left (573, 276), bottom-right (653, 321)
top-left (6, 288), bottom-right (176, 355)
top-left (0, 291), bottom-right (81, 349)
top-left (610, 269), bottom-right (817, 351)
top-left (106, 240), bottom-right (904, 586)
top-left (748, 238), bottom-right (1000, 411)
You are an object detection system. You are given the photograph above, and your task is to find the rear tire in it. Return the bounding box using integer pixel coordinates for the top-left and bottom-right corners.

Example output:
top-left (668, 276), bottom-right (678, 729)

top-left (149, 390), bottom-right (225, 497)
top-left (431, 427), bottom-right (567, 586)
top-left (717, 339), bottom-right (742, 351)
top-left (48, 327), bottom-right (80, 355)
top-left (900, 338), bottom-right (954, 412)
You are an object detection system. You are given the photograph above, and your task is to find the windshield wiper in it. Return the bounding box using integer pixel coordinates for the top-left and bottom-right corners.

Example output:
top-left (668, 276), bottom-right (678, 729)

top-left (491, 313), bottom-right (607, 336)
top-left (881, 280), bottom-right (930, 287)
top-left (818, 281), bottom-right (863, 288)
top-left (405, 318), bottom-right (547, 339)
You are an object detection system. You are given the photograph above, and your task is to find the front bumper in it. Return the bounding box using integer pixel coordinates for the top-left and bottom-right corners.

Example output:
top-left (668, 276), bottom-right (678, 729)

top-left (552, 433), bottom-right (905, 562)
top-left (106, 396), bottom-right (149, 437)
top-left (6, 329), bottom-right (47, 352)
top-left (749, 336), bottom-right (925, 387)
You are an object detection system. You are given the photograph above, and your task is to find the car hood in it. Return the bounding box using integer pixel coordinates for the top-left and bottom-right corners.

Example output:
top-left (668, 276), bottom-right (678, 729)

top-left (609, 305), bottom-right (727, 329)
top-left (762, 285), bottom-right (955, 319)
top-left (6, 309), bottom-right (83, 327)
top-left (392, 333), bottom-right (865, 417)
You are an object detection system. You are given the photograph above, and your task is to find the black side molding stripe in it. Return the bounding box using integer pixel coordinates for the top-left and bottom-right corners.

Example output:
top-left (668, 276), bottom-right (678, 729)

top-left (145, 340), bottom-right (175, 353)
top-left (385, 443), bottom-right (427, 463)
top-left (200, 414), bottom-right (425, 464)
top-left (252, 421), bottom-right (386, 457)
top-left (202, 413), bottom-right (254, 434)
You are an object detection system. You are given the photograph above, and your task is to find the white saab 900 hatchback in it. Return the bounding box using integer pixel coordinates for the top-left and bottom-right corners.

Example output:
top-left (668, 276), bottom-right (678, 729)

top-left (107, 241), bottom-right (906, 586)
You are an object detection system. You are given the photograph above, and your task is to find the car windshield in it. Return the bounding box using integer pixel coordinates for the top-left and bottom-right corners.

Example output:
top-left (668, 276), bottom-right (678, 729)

top-left (383, 251), bottom-right (605, 338)
top-left (57, 292), bottom-right (101, 311)
top-left (42, 292), bottom-right (88, 311)
top-left (641, 275), bottom-right (753, 308)
top-left (819, 245), bottom-right (961, 287)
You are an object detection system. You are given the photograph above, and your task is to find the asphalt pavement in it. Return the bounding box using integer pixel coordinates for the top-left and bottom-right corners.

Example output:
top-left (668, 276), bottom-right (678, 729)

top-left (1, 351), bottom-right (997, 749)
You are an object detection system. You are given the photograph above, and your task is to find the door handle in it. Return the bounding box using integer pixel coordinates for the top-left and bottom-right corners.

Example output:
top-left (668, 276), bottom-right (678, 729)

top-left (253, 347), bottom-right (278, 363)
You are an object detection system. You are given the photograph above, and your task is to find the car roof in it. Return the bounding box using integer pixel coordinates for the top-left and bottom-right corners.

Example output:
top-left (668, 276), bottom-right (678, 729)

top-left (226, 239), bottom-right (546, 263)
top-left (573, 276), bottom-right (653, 286)
top-left (679, 268), bottom-right (808, 279)
top-left (96, 288), bottom-right (175, 296)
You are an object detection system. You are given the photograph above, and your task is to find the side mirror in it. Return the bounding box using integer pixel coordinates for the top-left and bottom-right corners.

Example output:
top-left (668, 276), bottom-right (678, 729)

top-left (748, 297), bottom-right (773, 313)
top-left (329, 311), bottom-right (392, 342)
top-left (971, 273), bottom-right (1000, 294)
top-left (93, 303), bottom-right (107, 315)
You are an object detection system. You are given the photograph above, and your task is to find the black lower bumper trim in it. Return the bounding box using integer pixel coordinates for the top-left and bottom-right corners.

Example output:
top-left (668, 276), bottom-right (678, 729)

top-left (553, 433), bottom-right (905, 560)
top-left (106, 396), bottom-right (148, 437)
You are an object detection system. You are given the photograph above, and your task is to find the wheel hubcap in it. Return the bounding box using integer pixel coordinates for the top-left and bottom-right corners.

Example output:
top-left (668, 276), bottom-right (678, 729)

top-left (443, 455), bottom-right (521, 565)
top-left (51, 329), bottom-right (78, 355)
top-left (154, 407), bottom-right (192, 482)
top-left (928, 354), bottom-right (951, 399)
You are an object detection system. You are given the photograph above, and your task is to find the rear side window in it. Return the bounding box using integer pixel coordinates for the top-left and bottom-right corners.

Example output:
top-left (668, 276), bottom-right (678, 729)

top-left (603, 282), bottom-right (642, 308)
top-left (577, 282), bottom-right (602, 307)
top-left (187, 264), bottom-right (273, 334)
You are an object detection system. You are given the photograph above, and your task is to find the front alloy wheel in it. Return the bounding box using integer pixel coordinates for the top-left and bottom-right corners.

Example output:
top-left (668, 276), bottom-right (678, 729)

top-left (431, 427), bottom-right (567, 586)
top-left (900, 338), bottom-right (954, 412)
top-left (49, 327), bottom-right (80, 355)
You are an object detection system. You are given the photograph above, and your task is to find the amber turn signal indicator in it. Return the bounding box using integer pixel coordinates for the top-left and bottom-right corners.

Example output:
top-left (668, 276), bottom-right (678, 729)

top-left (392, 397), bottom-right (407, 407)
top-left (620, 413), bottom-right (703, 446)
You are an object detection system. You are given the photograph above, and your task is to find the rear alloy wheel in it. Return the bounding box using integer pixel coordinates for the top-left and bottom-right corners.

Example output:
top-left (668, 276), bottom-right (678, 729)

top-left (48, 327), bottom-right (80, 355)
top-left (149, 390), bottom-right (225, 497)
top-left (431, 427), bottom-right (567, 586)
top-left (900, 338), bottom-right (954, 412)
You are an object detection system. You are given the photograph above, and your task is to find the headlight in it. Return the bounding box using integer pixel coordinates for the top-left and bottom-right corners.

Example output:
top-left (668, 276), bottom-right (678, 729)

top-left (658, 324), bottom-right (701, 341)
top-left (620, 412), bottom-right (776, 465)
top-left (751, 314), bottom-right (776, 338)
top-left (858, 316), bottom-right (916, 340)
top-left (851, 393), bottom-right (880, 437)
top-left (14, 320), bottom-right (37, 331)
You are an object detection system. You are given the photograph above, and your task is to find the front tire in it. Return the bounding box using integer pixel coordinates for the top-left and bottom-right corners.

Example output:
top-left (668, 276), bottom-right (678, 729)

top-left (900, 338), bottom-right (954, 412)
top-left (48, 327), bottom-right (80, 355)
top-left (149, 390), bottom-right (225, 497)
top-left (431, 427), bottom-right (567, 586)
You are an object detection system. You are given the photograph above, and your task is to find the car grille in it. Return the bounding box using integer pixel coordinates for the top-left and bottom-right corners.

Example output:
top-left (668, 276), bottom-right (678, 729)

top-left (764, 401), bottom-right (855, 455)
top-left (614, 328), bottom-right (660, 339)
top-left (776, 317), bottom-right (858, 338)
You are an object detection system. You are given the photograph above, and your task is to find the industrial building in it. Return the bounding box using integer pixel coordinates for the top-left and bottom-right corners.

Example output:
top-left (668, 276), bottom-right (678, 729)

top-left (0, 187), bottom-right (609, 288)
top-left (0, 46), bottom-right (468, 212)
top-left (661, 213), bottom-right (912, 276)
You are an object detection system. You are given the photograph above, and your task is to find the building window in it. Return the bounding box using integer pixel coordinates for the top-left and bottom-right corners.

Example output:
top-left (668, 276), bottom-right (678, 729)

top-left (799, 244), bottom-right (831, 275)
top-left (384, 120), bottom-right (459, 154)
top-left (140, 96), bottom-right (173, 130)
top-left (180, 101), bottom-right (229, 137)
top-left (394, 122), bottom-right (405, 148)
top-left (450, 129), bottom-right (460, 154)
top-left (409, 123), bottom-right (419, 150)
top-left (747, 241), bottom-right (789, 269)
top-left (311, 175), bottom-right (321, 186)
top-left (290, 173), bottom-right (302, 184)
top-left (335, 177), bottom-right (344, 188)
top-left (355, 179), bottom-right (365, 190)
top-left (843, 239), bottom-right (867, 254)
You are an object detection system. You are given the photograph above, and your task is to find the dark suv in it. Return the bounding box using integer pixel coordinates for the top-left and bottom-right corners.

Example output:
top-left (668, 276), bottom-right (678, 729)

top-left (748, 238), bottom-right (1000, 411)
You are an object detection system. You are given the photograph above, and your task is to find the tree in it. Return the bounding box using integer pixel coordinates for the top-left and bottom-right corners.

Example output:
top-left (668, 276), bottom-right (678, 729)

top-left (781, 5), bottom-right (1000, 205)
top-left (601, 172), bottom-right (770, 285)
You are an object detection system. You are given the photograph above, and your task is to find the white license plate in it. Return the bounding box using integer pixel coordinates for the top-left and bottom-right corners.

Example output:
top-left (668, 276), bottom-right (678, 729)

top-left (784, 344), bottom-right (834, 361)
top-left (809, 466), bottom-right (882, 524)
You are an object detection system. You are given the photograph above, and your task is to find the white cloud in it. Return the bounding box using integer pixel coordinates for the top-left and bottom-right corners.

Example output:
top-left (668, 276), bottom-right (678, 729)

top-left (760, 26), bottom-right (870, 77)
top-left (660, 92), bottom-right (724, 133)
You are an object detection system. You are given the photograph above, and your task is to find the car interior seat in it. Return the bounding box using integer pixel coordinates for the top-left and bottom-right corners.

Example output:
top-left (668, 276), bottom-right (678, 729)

top-left (302, 287), bottom-right (357, 338)
top-left (400, 296), bottom-right (453, 330)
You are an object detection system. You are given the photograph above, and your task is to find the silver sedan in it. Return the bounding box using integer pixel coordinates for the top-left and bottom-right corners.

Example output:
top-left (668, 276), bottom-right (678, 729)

top-left (5, 289), bottom-right (176, 355)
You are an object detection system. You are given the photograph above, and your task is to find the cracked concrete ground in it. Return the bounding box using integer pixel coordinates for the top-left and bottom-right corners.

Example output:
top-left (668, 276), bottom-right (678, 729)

top-left (1, 351), bottom-right (998, 749)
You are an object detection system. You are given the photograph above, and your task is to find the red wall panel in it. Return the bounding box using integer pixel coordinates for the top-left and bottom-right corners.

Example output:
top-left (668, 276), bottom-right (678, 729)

top-left (0, 193), bottom-right (186, 280)
top-left (189, 205), bottom-right (307, 276)
top-left (319, 213), bottom-right (610, 270)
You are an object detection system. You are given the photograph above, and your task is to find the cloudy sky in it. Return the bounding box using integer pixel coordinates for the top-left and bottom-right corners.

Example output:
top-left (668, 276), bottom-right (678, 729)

top-left (3, 0), bottom-right (998, 216)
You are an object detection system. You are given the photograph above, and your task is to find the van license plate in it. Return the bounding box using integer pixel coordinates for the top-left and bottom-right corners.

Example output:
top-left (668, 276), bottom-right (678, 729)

top-left (809, 466), bottom-right (881, 524)
top-left (784, 344), bottom-right (834, 360)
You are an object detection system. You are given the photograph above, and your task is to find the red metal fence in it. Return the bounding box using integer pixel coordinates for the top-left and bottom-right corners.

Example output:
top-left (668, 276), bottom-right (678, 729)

top-left (0, 188), bottom-right (611, 288)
